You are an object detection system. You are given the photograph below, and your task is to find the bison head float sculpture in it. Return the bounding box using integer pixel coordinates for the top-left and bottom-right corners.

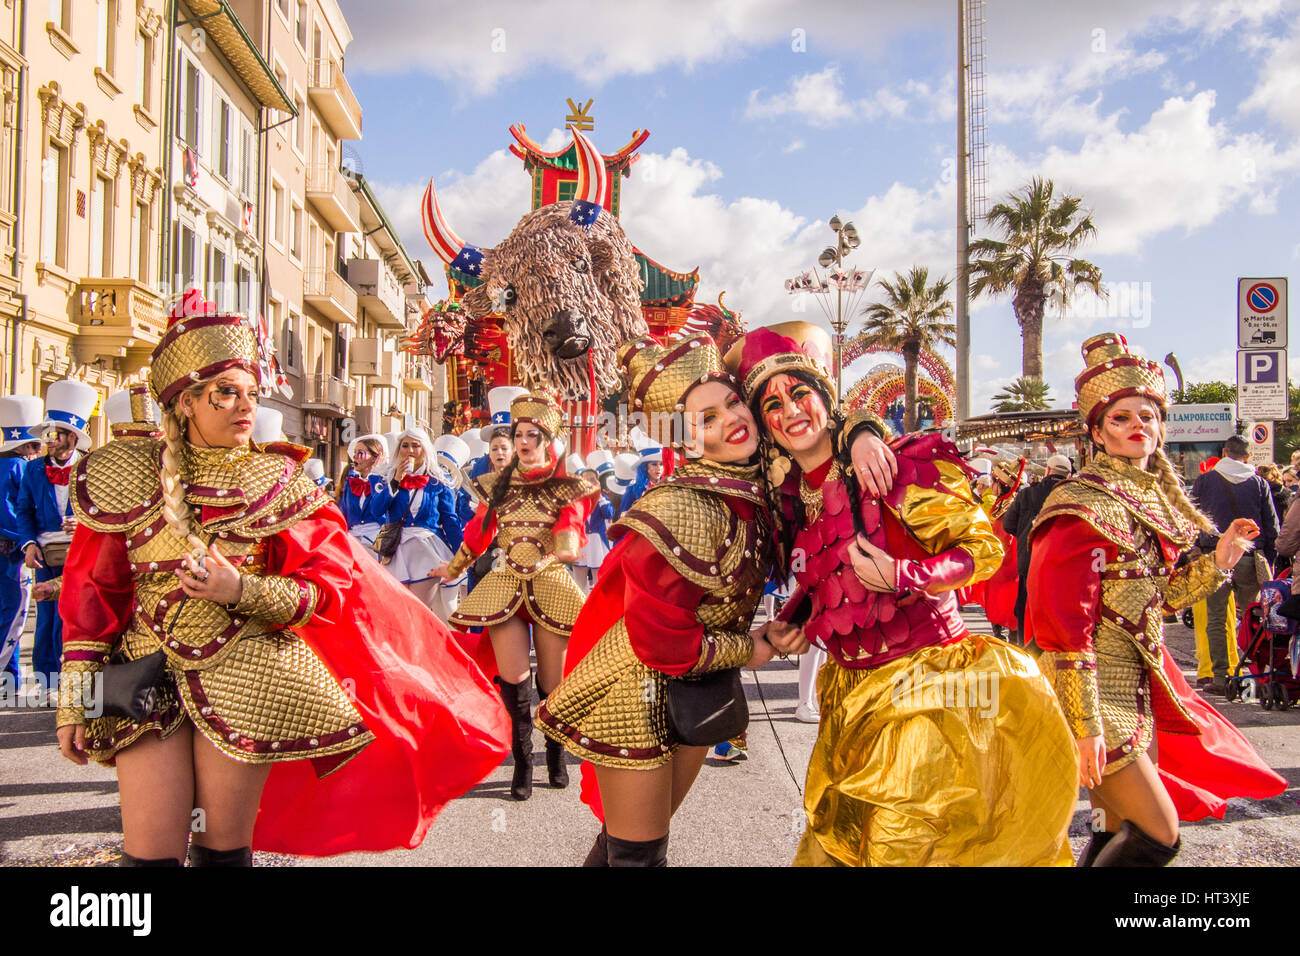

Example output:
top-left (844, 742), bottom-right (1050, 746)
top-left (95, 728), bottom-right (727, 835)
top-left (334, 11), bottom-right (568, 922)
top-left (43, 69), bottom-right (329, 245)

top-left (421, 127), bottom-right (648, 401)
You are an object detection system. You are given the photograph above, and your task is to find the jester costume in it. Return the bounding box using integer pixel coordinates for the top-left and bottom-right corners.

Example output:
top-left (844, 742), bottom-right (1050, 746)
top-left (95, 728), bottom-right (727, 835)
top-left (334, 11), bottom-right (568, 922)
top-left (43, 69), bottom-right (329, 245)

top-left (1028, 333), bottom-right (1285, 830)
top-left (729, 322), bottom-right (1079, 867)
top-left (55, 297), bottom-right (508, 856)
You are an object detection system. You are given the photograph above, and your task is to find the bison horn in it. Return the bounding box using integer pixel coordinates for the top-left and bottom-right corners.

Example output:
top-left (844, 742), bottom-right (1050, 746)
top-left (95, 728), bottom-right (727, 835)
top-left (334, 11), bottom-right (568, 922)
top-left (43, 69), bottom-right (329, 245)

top-left (421, 177), bottom-right (483, 276)
top-left (568, 126), bottom-right (607, 230)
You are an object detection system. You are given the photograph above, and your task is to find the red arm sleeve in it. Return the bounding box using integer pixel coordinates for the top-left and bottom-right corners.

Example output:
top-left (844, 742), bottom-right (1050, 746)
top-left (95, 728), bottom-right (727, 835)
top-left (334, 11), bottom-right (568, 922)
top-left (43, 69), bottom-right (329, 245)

top-left (58, 523), bottom-right (134, 665)
top-left (56, 524), bottom-right (134, 727)
top-left (461, 501), bottom-right (498, 557)
top-left (1026, 515), bottom-right (1111, 654)
top-left (619, 533), bottom-right (709, 677)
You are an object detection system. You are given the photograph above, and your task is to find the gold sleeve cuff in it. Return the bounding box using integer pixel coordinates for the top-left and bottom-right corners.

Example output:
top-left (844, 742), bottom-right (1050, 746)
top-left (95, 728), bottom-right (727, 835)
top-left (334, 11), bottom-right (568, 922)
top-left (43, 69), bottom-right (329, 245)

top-left (1039, 651), bottom-right (1103, 738)
top-left (687, 629), bottom-right (754, 675)
top-left (234, 573), bottom-right (318, 627)
top-left (554, 530), bottom-right (581, 562)
top-left (895, 460), bottom-right (1004, 587)
top-left (445, 542), bottom-right (476, 579)
top-left (838, 410), bottom-right (892, 450)
top-left (39, 575), bottom-right (62, 601)
top-left (57, 660), bottom-right (104, 728)
top-left (1165, 552), bottom-right (1230, 611)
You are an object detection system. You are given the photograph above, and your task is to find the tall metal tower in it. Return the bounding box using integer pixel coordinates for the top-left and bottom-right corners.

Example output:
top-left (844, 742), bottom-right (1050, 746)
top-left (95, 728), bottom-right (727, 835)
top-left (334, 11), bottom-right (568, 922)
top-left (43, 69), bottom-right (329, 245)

top-left (955, 0), bottom-right (988, 422)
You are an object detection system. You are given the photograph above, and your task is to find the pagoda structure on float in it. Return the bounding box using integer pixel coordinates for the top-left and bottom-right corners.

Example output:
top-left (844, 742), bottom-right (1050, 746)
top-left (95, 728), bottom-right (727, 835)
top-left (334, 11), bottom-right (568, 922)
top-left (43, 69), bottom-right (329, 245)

top-left (408, 106), bottom-right (700, 437)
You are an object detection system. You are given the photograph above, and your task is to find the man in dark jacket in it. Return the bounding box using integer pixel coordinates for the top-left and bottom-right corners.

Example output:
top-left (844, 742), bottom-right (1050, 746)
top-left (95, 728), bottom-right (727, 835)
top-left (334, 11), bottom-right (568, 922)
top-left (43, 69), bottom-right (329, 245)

top-left (1191, 434), bottom-right (1279, 693)
top-left (1002, 454), bottom-right (1073, 639)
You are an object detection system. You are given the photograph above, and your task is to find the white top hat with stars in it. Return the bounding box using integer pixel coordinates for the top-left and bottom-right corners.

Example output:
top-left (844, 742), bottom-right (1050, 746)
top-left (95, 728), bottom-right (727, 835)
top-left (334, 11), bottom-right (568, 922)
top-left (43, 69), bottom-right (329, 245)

top-left (0, 396), bottom-right (44, 453)
top-left (41, 380), bottom-right (98, 450)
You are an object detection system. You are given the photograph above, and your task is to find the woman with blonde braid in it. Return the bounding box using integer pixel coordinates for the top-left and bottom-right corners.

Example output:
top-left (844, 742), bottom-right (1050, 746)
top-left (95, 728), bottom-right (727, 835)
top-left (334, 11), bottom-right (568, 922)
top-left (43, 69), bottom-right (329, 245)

top-left (1028, 332), bottom-right (1286, 866)
top-left (53, 292), bottom-right (507, 865)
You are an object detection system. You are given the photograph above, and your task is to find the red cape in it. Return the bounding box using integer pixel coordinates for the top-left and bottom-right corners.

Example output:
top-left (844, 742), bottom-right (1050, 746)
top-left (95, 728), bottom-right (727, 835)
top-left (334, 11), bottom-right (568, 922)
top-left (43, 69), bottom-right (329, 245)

top-left (252, 513), bottom-right (510, 855)
top-left (1155, 652), bottom-right (1287, 821)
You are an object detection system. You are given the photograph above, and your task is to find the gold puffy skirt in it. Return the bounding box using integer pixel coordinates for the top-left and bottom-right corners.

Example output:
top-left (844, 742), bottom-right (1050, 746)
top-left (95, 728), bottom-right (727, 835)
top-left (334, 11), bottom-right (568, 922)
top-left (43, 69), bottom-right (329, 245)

top-left (450, 560), bottom-right (586, 636)
top-left (793, 634), bottom-right (1078, 867)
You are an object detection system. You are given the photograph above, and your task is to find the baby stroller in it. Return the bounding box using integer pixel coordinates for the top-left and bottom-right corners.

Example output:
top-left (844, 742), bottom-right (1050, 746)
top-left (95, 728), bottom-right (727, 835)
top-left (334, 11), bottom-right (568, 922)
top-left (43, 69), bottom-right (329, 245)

top-left (1226, 570), bottom-right (1300, 710)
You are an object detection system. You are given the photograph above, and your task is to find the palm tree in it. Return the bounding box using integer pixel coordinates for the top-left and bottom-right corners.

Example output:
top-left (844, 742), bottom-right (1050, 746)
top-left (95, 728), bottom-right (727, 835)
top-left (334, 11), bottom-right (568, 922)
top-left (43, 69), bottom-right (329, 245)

top-left (991, 377), bottom-right (1053, 412)
top-left (968, 177), bottom-right (1104, 380)
top-left (860, 266), bottom-right (957, 432)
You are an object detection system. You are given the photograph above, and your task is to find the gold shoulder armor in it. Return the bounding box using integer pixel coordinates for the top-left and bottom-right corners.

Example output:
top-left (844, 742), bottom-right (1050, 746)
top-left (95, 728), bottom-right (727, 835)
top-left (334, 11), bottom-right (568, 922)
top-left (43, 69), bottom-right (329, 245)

top-left (469, 472), bottom-right (499, 503)
top-left (614, 484), bottom-right (733, 589)
top-left (1030, 478), bottom-right (1136, 551)
top-left (550, 474), bottom-right (600, 504)
top-left (183, 447), bottom-right (330, 539)
top-left (71, 438), bottom-right (165, 532)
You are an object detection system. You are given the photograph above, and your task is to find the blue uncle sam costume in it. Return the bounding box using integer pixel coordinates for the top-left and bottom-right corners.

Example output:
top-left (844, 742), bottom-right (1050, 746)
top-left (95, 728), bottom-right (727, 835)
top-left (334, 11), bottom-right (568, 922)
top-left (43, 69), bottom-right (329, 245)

top-left (0, 395), bottom-right (45, 683)
top-left (16, 380), bottom-right (98, 688)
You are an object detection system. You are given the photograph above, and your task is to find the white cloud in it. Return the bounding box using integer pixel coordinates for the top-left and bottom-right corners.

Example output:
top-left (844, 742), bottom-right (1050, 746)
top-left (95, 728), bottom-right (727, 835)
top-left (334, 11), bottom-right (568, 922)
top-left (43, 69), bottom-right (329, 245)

top-left (745, 66), bottom-right (952, 128)
top-left (746, 65), bottom-right (861, 127)
top-left (1239, 19), bottom-right (1300, 133)
top-left (782, 139), bottom-right (805, 153)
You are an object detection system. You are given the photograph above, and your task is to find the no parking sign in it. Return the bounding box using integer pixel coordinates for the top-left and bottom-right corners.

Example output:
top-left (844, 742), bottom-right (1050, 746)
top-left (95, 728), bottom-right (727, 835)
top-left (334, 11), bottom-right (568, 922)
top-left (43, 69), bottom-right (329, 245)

top-left (1244, 420), bottom-right (1274, 466)
top-left (1238, 277), bottom-right (1288, 348)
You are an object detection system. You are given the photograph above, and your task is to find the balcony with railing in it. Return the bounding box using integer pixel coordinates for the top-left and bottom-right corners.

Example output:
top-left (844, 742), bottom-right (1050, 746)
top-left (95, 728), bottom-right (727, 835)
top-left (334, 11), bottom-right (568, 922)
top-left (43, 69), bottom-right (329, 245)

top-left (73, 278), bottom-right (167, 371)
top-left (348, 257), bottom-right (406, 330)
top-left (308, 57), bottom-right (362, 141)
top-left (302, 372), bottom-right (353, 415)
top-left (305, 163), bottom-right (361, 234)
top-left (303, 266), bottom-right (358, 326)
top-left (403, 360), bottom-right (433, 393)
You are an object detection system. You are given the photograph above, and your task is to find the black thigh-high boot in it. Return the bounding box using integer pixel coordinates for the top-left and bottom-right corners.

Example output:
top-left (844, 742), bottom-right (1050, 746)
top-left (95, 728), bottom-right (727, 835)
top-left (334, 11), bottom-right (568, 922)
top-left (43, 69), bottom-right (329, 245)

top-left (188, 845), bottom-right (253, 867)
top-left (1091, 820), bottom-right (1180, 867)
top-left (1076, 829), bottom-right (1117, 867)
top-left (536, 676), bottom-right (569, 789)
top-left (582, 827), bottom-right (609, 867)
top-left (605, 833), bottom-right (669, 867)
top-left (496, 676), bottom-right (534, 801)
top-left (118, 852), bottom-right (182, 867)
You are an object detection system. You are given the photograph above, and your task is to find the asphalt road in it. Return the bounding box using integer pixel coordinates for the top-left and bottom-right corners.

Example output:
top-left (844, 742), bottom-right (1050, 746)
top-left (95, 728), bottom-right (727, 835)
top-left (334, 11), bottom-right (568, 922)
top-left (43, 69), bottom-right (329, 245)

top-left (2, 607), bottom-right (1298, 867)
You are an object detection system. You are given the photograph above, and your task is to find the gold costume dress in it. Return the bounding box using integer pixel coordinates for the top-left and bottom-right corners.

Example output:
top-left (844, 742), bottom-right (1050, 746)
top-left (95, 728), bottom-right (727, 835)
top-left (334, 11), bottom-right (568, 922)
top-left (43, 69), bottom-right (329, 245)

top-left (444, 460), bottom-right (599, 636)
top-left (536, 459), bottom-right (772, 767)
top-left (57, 438), bottom-right (373, 773)
top-left (1029, 453), bottom-right (1227, 771)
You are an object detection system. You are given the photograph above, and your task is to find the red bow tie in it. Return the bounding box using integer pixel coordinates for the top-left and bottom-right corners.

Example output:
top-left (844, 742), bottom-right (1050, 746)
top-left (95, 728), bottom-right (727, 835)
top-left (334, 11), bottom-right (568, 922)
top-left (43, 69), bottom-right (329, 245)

top-left (46, 464), bottom-right (72, 486)
top-left (399, 474), bottom-right (430, 491)
top-left (348, 477), bottom-right (370, 498)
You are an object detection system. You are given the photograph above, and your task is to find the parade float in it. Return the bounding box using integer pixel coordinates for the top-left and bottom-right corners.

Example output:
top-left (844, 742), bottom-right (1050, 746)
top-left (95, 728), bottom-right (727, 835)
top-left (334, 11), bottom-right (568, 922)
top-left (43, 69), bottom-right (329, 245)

top-left (404, 114), bottom-right (712, 454)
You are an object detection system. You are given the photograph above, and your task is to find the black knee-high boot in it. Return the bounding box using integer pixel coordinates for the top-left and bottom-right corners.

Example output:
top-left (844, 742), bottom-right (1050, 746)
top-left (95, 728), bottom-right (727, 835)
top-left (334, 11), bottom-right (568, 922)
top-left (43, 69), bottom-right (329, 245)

top-left (605, 832), bottom-right (669, 867)
top-left (188, 845), bottom-right (253, 867)
top-left (536, 676), bottom-right (569, 789)
top-left (118, 852), bottom-right (181, 867)
top-left (496, 676), bottom-right (534, 801)
top-left (1091, 820), bottom-right (1180, 867)
top-left (582, 827), bottom-right (609, 867)
top-left (1076, 829), bottom-right (1117, 867)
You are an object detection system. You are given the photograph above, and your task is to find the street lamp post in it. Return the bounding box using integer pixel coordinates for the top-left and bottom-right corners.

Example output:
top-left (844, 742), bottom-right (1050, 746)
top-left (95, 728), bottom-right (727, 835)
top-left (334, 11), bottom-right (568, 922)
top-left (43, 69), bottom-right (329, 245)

top-left (819, 216), bottom-right (861, 405)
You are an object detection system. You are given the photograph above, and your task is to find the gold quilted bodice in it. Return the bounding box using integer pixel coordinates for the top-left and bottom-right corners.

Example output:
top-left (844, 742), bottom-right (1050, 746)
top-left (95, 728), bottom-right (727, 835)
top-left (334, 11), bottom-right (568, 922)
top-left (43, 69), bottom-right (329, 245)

top-left (614, 459), bottom-right (772, 634)
top-left (469, 470), bottom-right (598, 577)
top-left (70, 438), bottom-right (331, 671)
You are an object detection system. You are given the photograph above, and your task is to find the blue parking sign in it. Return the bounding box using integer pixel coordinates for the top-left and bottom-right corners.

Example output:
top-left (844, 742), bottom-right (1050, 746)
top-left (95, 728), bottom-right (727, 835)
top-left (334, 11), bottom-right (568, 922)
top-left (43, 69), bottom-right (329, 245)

top-left (1237, 349), bottom-right (1288, 419)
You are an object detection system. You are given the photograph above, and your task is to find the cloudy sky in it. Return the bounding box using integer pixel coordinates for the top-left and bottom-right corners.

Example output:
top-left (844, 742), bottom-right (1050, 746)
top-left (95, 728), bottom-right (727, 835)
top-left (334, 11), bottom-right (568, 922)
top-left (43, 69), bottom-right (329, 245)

top-left (337, 0), bottom-right (1300, 415)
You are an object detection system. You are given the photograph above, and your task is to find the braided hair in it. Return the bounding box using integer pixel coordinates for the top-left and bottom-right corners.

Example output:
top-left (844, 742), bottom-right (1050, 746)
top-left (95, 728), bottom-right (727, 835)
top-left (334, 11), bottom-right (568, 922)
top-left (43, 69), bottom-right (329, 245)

top-left (478, 420), bottom-right (553, 538)
top-left (747, 368), bottom-right (854, 578)
top-left (159, 382), bottom-right (213, 555)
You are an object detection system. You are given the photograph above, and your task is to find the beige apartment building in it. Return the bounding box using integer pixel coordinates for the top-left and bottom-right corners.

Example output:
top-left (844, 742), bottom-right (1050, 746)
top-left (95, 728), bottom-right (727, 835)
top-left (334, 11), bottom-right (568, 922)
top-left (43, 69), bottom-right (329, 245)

top-left (0, 0), bottom-right (438, 463)
top-left (1, 0), bottom-right (170, 445)
top-left (228, 0), bottom-right (439, 472)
